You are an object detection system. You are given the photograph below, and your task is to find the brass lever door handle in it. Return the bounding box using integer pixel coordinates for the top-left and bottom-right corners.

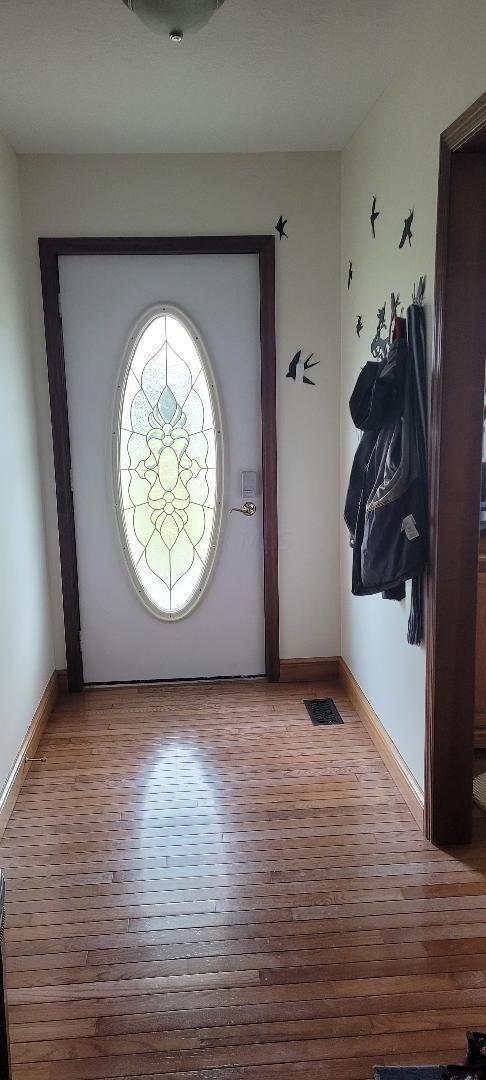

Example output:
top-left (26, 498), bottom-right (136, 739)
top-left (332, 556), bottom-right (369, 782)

top-left (228, 501), bottom-right (257, 517)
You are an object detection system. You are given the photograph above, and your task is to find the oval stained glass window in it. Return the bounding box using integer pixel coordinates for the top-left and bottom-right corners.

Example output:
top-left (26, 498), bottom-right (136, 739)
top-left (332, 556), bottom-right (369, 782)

top-left (113, 305), bottom-right (223, 620)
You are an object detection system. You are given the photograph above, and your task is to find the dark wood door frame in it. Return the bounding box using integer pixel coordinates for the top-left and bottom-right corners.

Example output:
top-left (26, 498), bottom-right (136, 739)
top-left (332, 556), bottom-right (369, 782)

top-left (39, 236), bottom-right (279, 691)
top-left (425, 93), bottom-right (486, 844)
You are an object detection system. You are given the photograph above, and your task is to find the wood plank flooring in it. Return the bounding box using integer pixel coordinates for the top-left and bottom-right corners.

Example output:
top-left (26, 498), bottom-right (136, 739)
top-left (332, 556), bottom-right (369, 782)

top-left (2, 678), bottom-right (486, 1079)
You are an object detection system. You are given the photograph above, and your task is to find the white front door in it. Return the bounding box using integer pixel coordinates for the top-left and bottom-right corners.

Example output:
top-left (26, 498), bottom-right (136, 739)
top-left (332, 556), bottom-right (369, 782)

top-left (59, 254), bottom-right (265, 683)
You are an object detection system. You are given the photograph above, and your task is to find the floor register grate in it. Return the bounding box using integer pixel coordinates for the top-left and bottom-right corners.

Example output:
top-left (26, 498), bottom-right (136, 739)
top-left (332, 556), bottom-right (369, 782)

top-left (304, 698), bottom-right (344, 726)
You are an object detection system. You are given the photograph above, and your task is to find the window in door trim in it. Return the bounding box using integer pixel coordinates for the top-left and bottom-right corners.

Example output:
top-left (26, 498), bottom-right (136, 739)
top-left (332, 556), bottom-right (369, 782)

top-left (113, 304), bottom-right (224, 620)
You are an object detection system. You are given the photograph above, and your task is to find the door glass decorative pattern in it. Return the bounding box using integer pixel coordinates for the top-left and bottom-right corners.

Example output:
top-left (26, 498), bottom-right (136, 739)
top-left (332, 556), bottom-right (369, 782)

top-left (114, 308), bottom-right (223, 619)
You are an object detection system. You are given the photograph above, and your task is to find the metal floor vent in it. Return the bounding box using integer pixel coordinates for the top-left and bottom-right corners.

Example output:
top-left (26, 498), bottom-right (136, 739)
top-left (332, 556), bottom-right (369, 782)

top-left (304, 698), bottom-right (344, 726)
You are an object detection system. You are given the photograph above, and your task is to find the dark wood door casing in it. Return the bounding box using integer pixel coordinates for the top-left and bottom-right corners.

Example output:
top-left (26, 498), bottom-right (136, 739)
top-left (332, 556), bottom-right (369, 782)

top-left (425, 94), bottom-right (486, 844)
top-left (39, 236), bottom-right (280, 690)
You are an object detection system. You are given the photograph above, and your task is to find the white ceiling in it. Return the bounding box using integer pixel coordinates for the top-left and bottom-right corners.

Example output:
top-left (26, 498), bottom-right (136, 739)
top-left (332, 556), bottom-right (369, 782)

top-left (0, 0), bottom-right (426, 154)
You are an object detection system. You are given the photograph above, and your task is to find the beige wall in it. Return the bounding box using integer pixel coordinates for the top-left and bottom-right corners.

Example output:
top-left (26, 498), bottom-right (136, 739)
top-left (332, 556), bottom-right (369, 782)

top-left (19, 151), bottom-right (341, 668)
top-left (0, 133), bottom-right (53, 791)
top-left (340, 0), bottom-right (486, 788)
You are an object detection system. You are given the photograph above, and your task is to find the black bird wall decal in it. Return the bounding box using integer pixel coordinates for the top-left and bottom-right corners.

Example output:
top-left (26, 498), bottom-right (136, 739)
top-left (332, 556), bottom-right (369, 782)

top-left (356, 315), bottom-right (363, 338)
top-left (399, 209), bottom-right (414, 248)
top-left (391, 292), bottom-right (401, 320)
top-left (371, 303), bottom-right (389, 360)
top-left (412, 275), bottom-right (426, 305)
top-left (370, 195), bottom-right (380, 238)
top-left (275, 216), bottom-right (288, 239)
top-left (347, 261), bottom-right (353, 290)
top-left (286, 350), bottom-right (320, 386)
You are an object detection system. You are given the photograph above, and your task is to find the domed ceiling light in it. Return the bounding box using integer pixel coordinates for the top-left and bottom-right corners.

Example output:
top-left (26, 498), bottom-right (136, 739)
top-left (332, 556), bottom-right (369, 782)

top-left (121, 0), bottom-right (226, 42)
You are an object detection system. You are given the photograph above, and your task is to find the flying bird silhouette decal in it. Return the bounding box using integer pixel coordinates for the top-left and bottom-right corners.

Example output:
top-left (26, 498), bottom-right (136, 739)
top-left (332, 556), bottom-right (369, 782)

top-left (347, 261), bottom-right (353, 290)
top-left (286, 350), bottom-right (320, 386)
top-left (356, 315), bottom-right (363, 338)
top-left (412, 275), bottom-right (426, 304)
top-left (371, 303), bottom-right (388, 360)
top-left (370, 195), bottom-right (380, 238)
top-left (391, 292), bottom-right (401, 322)
top-left (275, 216), bottom-right (288, 240)
top-left (399, 209), bottom-right (414, 248)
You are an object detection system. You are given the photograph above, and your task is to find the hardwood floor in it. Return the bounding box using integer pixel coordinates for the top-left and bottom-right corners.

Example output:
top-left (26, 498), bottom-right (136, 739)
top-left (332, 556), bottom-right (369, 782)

top-left (2, 678), bottom-right (486, 1079)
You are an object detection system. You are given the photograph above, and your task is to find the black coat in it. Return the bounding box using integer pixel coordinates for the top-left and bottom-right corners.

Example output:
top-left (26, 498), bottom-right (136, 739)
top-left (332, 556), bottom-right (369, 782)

top-left (344, 306), bottom-right (427, 641)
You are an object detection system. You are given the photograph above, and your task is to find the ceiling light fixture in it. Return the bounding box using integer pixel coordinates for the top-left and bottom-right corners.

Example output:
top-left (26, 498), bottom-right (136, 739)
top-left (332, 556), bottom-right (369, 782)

top-left (121, 0), bottom-right (226, 41)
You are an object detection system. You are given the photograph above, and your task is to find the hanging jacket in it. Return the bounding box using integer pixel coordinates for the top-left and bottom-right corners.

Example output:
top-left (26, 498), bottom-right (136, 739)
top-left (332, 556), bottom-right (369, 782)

top-left (344, 303), bottom-right (427, 643)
